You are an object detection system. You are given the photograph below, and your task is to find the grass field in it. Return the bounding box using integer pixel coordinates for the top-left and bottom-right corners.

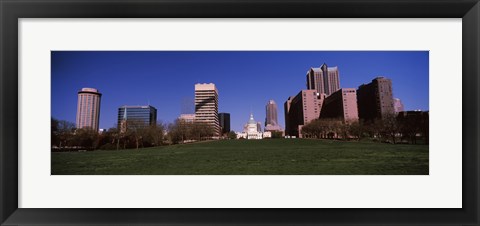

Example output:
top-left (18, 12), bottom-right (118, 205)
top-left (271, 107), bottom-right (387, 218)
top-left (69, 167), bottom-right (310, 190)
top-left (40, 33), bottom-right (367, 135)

top-left (51, 139), bottom-right (428, 175)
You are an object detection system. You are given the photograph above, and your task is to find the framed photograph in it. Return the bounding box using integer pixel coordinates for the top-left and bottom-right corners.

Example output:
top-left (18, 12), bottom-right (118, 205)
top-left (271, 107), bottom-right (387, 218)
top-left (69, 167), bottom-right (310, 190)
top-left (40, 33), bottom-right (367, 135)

top-left (1, 0), bottom-right (478, 225)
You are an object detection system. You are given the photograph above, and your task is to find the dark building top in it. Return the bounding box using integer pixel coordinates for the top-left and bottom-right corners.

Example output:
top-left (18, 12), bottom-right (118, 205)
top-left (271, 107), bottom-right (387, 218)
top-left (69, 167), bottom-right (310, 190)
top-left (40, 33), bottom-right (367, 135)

top-left (218, 113), bottom-right (231, 134)
top-left (357, 77), bottom-right (395, 123)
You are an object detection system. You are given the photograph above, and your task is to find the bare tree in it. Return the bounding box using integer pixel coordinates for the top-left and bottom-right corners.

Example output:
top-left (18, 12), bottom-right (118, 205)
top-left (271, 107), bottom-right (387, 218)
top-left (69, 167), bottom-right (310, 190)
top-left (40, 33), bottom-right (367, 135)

top-left (382, 114), bottom-right (399, 144)
top-left (51, 118), bottom-right (75, 149)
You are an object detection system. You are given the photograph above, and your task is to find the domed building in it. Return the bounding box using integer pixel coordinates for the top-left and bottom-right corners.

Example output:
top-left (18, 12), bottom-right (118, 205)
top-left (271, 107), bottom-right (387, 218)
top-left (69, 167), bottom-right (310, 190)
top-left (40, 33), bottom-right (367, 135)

top-left (236, 113), bottom-right (271, 139)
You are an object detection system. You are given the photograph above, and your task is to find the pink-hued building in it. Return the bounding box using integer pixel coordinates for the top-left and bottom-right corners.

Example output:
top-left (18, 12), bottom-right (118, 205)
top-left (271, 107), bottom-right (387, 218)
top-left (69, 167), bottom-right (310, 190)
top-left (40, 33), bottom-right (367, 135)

top-left (284, 90), bottom-right (322, 138)
top-left (320, 88), bottom-right (359, 123)
top-left (76, 88), bottom-right (101, 131)
top-left (306, 63), bottom-right (340, 96)
top-left (265, 100), bottom-right (282, 131)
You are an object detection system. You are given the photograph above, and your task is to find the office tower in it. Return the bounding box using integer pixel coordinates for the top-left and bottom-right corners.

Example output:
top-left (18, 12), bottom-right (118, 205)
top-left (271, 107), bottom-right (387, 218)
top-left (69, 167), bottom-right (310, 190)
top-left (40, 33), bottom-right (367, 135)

top-left (76, 88), bottom-right (102, 131)
top-left (323, 64), bottom-right (340, 96)
top-left (394, 98), bottom-right (405, 113)
top-left (195, 83), bottom-right (220, 136)
top-left (306, 68), bottom-right (325, 96)
top-left (284, 90), bottom-right (321, 137)
top-left (306, 63), bottom-right (340, 96)
top-left (117, 105), bottom-right (157, 132)
top-left (320, 88), bottom-right (359, 123)
top-left (265, 100), bottom-right (281, 131)
top-left (357, 77), bottom-right (395, 122)
top-left (218, 113), bottom-right (231, 135)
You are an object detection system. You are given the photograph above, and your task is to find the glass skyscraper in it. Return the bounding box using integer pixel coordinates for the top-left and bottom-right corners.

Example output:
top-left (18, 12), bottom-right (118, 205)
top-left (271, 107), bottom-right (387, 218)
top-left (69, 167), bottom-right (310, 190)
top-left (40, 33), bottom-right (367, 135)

top-left (218, 113), bottom-right (230, 135)
top-left (117, 105), bottom-right (157, 131)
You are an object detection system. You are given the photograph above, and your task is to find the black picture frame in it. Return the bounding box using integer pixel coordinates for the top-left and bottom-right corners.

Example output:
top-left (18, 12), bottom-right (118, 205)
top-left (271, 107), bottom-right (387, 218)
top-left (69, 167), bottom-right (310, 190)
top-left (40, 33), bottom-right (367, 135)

top-left (1, 0), bottom-right (478, 225)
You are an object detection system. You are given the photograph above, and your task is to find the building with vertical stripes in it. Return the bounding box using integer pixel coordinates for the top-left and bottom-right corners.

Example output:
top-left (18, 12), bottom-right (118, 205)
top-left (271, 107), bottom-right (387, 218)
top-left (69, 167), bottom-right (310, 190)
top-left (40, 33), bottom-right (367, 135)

top-left (265, 100), bottom-right (282, 131)
top-left (306, 63), bottom-right (340, 96)
top-left (76, 88), bottom-right (102, 131)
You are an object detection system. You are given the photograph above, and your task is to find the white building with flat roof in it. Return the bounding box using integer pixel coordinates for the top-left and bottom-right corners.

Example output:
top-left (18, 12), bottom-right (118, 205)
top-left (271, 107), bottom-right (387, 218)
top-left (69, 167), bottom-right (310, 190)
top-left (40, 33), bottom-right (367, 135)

top-left (194, 83), bottom-right (220, 136)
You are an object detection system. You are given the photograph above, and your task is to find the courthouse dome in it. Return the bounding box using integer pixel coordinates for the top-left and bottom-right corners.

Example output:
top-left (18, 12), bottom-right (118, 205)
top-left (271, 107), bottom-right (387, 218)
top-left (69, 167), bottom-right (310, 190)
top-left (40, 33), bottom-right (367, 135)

top-left (248, 113), bottom-right (256, 124)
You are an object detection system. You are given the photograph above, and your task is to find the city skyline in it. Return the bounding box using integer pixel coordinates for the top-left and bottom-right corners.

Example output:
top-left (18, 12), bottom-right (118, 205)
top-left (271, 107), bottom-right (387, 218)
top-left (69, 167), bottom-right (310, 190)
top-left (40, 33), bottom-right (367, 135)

top-left (52, 51), bottom-right (429, 132)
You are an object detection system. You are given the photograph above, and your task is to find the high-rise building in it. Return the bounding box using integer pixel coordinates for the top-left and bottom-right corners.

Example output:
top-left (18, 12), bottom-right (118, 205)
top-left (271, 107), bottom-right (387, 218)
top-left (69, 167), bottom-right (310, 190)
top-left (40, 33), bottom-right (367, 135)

top-left (76, 88), bottom-right (102, 131)
top-left (284, 90), bottom-right (321, 137)
top-left (320, 88), bottom-right (359, 123)
top-left (357, 77), bottom-right (395, 122)
top-left (117, 105), bottom-right (157, 132)
top-left (265, 100), bottom-right (281, 131)
top-left (218, 113), bottom-right (230, 135)
top-left (306, 63), bottom-right (340, 96)
top-left (306, 68), bottom-right (324, 95)
top-left (195, 83), bottom-right (220, 136)
top-left (394, 98), bottom-right (405, 114)
top-left (284, 96), bottom-right (294, 137)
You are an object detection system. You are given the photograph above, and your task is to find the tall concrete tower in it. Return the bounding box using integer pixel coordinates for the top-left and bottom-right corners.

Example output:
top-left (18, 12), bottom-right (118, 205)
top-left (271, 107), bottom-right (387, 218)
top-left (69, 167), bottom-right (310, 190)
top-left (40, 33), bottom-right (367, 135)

top-left (76, 88), bottom-right (102, 131)
top-left (306, 63), bottom-right (340, 96)
top-left (194, 83), bottom-right (220, 136)
top-left (265, 100), bottom-right (281, 131)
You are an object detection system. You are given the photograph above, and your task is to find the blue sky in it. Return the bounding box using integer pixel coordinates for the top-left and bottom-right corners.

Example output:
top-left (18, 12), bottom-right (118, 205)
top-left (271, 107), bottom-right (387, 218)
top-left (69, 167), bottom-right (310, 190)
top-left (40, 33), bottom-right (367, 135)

top-left (51, 51), bottom-right (429, 132)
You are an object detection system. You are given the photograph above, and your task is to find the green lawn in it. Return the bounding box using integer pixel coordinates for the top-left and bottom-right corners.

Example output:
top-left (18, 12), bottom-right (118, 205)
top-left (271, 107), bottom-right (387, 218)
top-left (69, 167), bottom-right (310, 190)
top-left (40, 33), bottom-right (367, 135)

top-left (51, 139), bottom-right (429, 175)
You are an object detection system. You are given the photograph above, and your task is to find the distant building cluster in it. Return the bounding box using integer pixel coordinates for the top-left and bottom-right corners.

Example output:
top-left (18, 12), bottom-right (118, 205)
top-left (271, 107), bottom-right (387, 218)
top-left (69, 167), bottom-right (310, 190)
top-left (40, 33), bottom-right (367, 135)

top-left (284, 63), bottom-right (409, 138)
top-left (177, 83), bottom-right (229, 139)
top-left (236, 113), bottom-right (271, 139)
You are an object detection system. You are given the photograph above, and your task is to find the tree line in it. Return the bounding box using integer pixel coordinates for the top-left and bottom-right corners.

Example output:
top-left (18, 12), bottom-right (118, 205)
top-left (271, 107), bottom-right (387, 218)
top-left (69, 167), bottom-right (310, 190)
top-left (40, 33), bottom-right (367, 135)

top-left (51, 118), bottom-right (228, 151)
top-left (301, 113), bottom-right (429, 144)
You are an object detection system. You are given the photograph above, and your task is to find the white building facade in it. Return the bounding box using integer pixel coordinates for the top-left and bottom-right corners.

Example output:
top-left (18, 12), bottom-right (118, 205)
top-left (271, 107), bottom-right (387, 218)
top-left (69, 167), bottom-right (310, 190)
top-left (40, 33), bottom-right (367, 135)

top-left (236, 113), bottom-right (271, 139)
